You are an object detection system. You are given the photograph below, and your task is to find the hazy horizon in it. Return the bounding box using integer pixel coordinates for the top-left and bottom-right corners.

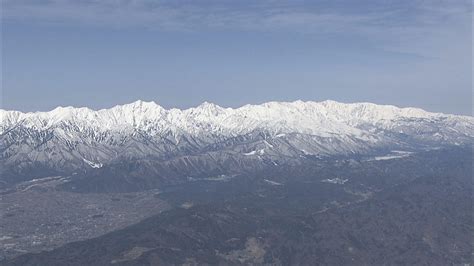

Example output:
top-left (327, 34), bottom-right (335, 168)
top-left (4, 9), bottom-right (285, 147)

top-left (2, 0), bottom-right (472, 115)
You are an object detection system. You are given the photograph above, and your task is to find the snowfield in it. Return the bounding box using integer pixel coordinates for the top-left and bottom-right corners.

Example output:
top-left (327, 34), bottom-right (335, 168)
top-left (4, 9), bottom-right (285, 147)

top-left (1, 100), bottom-right (473, 180)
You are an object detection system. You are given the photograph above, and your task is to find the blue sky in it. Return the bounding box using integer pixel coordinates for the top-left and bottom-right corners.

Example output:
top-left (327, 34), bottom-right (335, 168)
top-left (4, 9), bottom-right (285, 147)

top-left (2, 0), bottom-right (472, 114)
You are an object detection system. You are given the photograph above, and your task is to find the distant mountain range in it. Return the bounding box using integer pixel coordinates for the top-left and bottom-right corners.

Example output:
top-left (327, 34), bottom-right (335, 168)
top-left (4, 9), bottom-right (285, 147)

top-left (1, 100), bottom-right (473, 190)
top-left (1, 101), bottom-right (473, 265)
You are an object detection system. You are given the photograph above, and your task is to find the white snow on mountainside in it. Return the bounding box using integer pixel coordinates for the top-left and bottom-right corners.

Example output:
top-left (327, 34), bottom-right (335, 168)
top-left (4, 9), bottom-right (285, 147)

top-left (1, 100), bottom-right (473, 178)
top-left (2, 100), bottom-right (472, 135)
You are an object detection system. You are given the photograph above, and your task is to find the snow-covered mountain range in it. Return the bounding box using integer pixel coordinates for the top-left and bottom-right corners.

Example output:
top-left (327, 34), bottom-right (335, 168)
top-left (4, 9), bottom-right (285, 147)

top-left (1, 100), bottom-right (473, 189)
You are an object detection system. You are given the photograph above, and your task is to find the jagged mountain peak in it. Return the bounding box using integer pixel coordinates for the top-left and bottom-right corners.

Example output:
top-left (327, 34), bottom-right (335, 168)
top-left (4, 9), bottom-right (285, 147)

top-left (0, 99), bottom-right (457, 122)
top-left (1, 100), bottom-right (471, 135)
top-left (118, 100), bottom-right (162, 109)
top-left (190, 101), bottom-right (225, 115)
top-left (1, 100), bottom-right (473, 188)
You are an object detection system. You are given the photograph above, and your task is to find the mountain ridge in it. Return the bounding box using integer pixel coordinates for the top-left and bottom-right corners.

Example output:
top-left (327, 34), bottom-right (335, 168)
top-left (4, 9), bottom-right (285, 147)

top-left (2, 99), bottom-right (467, 121)
top-left (2, 100), bottom-right (471, 134)
top-left (1, 100), bottom-right (473, 191)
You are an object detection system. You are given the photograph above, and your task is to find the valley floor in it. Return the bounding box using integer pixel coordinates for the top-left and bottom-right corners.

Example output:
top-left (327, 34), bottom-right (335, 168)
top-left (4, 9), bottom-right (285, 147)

top-left (1, 147), bottom-right (472, 265)
top-left (0, 182), bottom-right (168, 260)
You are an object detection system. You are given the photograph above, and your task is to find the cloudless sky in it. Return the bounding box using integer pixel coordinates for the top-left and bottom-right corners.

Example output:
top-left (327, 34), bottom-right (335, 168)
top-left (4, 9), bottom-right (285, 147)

top-left (1, 0), bottom-right (472, 115)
